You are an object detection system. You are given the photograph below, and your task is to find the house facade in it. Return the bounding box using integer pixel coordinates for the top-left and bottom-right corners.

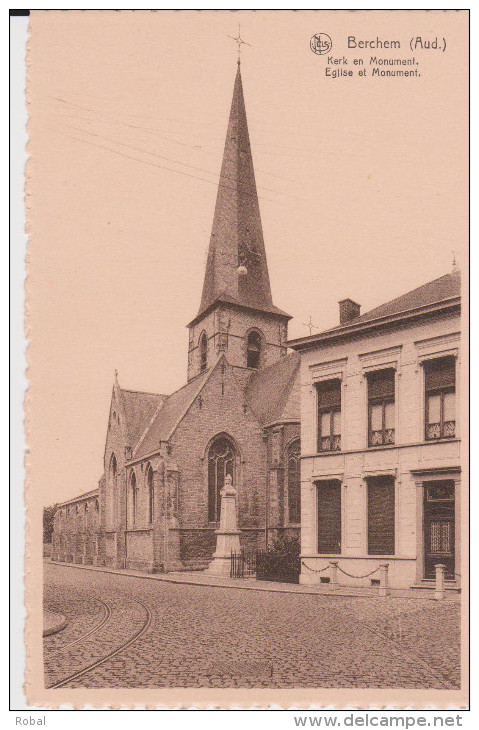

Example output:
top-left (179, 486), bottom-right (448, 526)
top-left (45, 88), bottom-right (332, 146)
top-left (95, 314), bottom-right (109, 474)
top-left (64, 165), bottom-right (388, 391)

top-left (290, 272), bottom-right (462, 590)
top-left (51, 62), bottom-right (301, 572)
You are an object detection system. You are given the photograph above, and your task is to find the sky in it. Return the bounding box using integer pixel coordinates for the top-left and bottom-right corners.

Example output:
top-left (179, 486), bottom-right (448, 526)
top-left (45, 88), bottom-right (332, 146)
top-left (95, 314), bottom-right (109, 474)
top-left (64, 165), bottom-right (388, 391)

top-left (27, 10), bottom-right (468, 505)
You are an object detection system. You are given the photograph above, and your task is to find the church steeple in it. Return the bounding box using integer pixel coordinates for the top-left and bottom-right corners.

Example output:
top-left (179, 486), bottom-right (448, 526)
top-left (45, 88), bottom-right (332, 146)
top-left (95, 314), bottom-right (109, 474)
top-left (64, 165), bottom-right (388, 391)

top-left (196, 64), bottom-right (287, 321)
top-left (187, 64), bottom-right (290, 382)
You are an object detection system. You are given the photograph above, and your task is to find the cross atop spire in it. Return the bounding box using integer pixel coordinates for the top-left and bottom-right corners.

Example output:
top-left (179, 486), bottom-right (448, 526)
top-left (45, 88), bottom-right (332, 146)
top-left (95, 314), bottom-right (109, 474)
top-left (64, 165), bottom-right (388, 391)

top-left (192, 63), bottom-right (290, 325)
top-left (228, 24), bottom-right (251, 65)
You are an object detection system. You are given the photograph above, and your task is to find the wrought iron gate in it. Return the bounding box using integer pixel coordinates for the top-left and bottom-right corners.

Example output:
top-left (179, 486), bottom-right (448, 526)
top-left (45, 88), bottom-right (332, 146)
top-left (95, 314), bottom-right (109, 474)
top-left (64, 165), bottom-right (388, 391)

top-left (230, 550), bottom-right (257, 578)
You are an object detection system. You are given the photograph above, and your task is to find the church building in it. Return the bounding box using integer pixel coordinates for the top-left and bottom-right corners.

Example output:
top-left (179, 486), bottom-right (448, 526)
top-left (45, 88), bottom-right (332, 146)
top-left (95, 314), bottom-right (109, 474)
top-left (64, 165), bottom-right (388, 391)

top-left (52, 63), bottom-right (301, 572)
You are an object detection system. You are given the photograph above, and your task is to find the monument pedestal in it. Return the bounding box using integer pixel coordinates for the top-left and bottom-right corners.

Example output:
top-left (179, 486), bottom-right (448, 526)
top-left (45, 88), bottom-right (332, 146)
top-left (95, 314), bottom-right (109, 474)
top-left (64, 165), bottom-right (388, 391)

top-left (205, 475), bottom-right (241, 576)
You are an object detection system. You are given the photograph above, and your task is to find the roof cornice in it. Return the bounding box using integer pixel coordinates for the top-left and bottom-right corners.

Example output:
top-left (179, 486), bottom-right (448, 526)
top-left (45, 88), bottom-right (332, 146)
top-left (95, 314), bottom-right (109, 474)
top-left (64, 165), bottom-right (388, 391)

top-left (57, 489), bottom-right (99, 507)
top-left (289, 297), bottom-right (460, 351)
top-left (187, 297), bottom-right (291, 328)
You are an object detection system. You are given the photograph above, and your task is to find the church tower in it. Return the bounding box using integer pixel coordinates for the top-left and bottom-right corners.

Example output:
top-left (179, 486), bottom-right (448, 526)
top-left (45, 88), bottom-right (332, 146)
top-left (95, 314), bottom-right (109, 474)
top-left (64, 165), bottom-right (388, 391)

top-left (187, 63), bottom-right (291, 382)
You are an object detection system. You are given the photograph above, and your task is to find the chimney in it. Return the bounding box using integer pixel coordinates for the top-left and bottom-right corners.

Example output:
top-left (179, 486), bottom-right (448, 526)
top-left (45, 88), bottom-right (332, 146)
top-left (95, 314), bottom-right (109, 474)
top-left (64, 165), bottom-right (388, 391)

top-left (339, 298), bottom-right (361, 325)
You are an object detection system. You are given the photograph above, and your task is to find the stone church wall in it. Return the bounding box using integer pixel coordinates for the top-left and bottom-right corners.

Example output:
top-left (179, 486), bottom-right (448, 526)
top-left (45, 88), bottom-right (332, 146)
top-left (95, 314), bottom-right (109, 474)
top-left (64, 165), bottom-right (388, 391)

top-left (100, 387), bottom-right (129, 568)
top-left (170, 360), bottom-right (267, 566)
top-left (265, 422), bottom-right (301, 537)
top-left (188, 305), bottom-right (288, 382)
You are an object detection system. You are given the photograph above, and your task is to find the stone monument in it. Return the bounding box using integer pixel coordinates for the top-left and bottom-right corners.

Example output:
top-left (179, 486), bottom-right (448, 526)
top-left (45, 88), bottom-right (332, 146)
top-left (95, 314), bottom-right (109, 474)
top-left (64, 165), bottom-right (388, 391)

top-left (205, 474), bottom-right (241, 576)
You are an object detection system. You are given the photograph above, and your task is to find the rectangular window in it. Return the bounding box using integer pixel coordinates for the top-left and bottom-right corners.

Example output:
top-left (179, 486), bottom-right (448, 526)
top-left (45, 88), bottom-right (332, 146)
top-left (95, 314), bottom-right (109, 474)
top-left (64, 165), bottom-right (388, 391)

top-left (367, 369), bottom-right (395, 446)
top-left (316, 380), bottom-right (341, 452)
top-left (317, 480), bottom-right (341, 554)
top-left (424, 357), bottom-right (456, 440)
top-left (367, 476), bottom-right (395, 555)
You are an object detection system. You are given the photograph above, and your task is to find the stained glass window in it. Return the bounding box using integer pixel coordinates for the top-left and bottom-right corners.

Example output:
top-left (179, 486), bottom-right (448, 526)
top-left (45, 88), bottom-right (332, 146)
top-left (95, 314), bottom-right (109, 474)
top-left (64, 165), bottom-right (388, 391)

top-left (147, 466), bottom-right (154, 524)
top-left (107, 454), bottom-right (117, 528)
top-left (130, 471), bottom-right (139, 526)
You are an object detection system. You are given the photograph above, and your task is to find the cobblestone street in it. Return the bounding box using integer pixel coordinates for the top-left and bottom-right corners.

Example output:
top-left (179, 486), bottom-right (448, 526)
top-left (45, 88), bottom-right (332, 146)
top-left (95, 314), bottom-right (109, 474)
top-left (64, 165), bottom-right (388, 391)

top-left (43, 563), bottom-right (461, 690)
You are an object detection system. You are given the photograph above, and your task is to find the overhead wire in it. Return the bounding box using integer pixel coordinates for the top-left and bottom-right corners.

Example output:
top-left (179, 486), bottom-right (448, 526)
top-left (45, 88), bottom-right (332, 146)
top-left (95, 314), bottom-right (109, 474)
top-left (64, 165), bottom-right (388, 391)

top-left (48, 94), bottom-right (310, 178)
top-left (67, 134), bottom-right (278, 204)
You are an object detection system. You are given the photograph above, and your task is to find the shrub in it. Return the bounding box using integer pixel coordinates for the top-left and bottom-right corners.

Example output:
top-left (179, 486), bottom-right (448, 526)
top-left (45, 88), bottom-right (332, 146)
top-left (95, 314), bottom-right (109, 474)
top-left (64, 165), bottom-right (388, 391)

top-left (257, 534), bottom-right (300, 584)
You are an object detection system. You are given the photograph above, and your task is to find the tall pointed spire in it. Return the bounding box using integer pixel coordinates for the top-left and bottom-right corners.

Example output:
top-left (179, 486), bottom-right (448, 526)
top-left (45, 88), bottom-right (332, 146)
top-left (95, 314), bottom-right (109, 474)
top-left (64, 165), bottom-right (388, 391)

top-left (197, 65), bottom-right (286, 320)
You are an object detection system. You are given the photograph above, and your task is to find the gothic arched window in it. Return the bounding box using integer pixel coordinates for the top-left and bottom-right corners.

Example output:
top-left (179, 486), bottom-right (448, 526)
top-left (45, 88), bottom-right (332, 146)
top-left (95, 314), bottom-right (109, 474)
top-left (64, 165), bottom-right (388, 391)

top-left (199, 332), bottom-right (207, 371)
top-left (146, 465), bottom-right (154, 524)
top-left (107, 453), bottom-right (117, 528)
top-left (208, 436), bottom-right (235, 522)
top-left (286, 440), bottom-right (301, 524)
top-left (247, 331), bottom-right (261, 369)
top-left (129, 471), bottom-right (138, 526)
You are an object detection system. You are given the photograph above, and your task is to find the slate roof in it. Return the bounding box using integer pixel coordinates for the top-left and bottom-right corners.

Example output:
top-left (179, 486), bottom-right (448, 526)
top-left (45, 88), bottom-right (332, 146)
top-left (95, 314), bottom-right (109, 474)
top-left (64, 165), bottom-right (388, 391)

top-left (131, 352), bottom-right (301, 459)
top-left (290, 272), bottom-right (461, 348)
top-left (119, 389), bottom-right (167, 447)
top-left (192, 64), bottom-right (291, 325)
top-left (339, 271), bottom-right (461, 328)
top-left (133, 369), bottom-right (212, 460)
top-left (245, 352), bottom-right (301, 426)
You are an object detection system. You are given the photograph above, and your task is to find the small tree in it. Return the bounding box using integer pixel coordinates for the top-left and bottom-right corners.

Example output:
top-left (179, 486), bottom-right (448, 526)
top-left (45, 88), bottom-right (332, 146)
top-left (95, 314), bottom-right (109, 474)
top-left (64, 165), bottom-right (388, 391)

top-left (43, 503), bottom-right (58, 544)
top-left (270, 533), bottom-right (300, 560)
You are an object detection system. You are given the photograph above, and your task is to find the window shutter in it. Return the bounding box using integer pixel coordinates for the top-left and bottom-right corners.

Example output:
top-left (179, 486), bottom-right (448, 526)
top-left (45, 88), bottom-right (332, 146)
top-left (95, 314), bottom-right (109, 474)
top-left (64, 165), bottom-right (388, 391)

top-left (317, 480), bottom-right (341, 554)
top-left (317, 380), bottom-right (341, 409)
top-left (367, 477), bottom-right (395, 555)
top-left (425, 357), bottom-right (455, 390)
top-left (367, 369), bottom-right (395, 399)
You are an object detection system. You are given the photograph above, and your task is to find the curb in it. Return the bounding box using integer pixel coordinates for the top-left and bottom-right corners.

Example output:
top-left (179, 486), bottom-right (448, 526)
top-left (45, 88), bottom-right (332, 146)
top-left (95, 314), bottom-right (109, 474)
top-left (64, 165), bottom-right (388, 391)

top-left (44, 560), bottom-right (450, 601)
top-left (43, 610), bottom-right (68, 637)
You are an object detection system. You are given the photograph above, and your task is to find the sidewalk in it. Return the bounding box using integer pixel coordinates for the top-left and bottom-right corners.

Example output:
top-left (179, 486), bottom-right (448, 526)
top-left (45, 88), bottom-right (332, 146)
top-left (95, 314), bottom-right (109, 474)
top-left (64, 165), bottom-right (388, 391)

top-left (46, 560), bottom-right (459, 601)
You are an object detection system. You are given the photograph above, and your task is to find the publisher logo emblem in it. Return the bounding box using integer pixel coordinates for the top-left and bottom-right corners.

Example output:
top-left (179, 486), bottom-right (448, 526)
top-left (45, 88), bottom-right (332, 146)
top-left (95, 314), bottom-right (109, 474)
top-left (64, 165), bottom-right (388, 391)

top-left (310, 33), bottom-right (332, 55)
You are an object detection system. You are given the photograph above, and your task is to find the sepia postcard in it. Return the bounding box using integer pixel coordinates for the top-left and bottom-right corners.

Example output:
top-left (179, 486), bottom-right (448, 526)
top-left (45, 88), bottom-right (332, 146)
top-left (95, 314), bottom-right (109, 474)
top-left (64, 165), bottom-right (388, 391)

top-left (24, 9), bottom-right (469, 709)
